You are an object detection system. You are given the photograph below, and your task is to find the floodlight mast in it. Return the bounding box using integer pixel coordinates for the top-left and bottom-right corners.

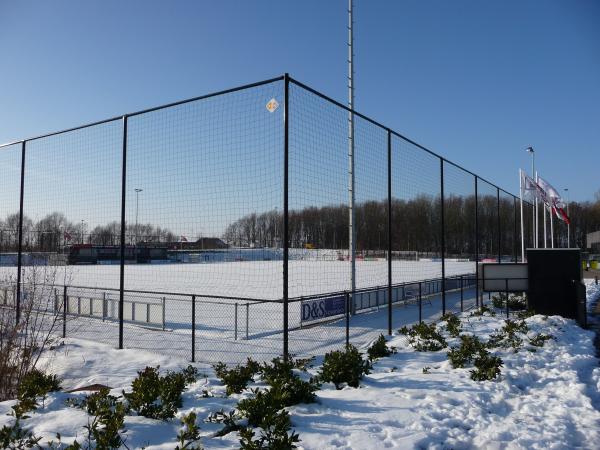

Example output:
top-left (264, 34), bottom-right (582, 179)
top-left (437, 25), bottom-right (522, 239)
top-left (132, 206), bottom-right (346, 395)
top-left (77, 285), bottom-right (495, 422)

top-left (526, 147), bottom-right (537, 248)
top-left (348, 0), bottom-right (356, 300)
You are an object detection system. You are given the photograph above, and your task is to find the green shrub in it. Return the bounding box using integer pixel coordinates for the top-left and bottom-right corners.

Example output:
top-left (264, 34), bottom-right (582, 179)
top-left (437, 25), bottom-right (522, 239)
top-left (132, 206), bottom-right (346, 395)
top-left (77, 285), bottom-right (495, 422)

top-left (205, 409), bottom-right (240, 437)
top-left (17, 369), bottom-right (61, 402)
top-left (0, 419), bottom-right (41, 449)
top-left (398, 323), bottom-right (447, 352)
top-left (213, 358), bottom-right (260, 395)
top-left (237, 374), bottom-right (317, 429)
top-left (66, 387), bottom-right (126, 449)
top-left (487, 319), bottom-right (528, 351)
top-left (529, 333), bottom-right (553, 347)
top-left (10, 399), bottom-right (37, 420)
top-left (180, 365), bottom-right (201, 384)
top-left (319, 345), bottom-right (371, 389)
top-left (123, 365), bottom-right (197, 420)
top-left (487, 332), bottom-right (522, 351)
top-left (290, 357), bottom-right (314, 371)
top-left (237, 388), bottom-right (280, 428)
top-left (517, 309), bottom-right (536, 319)
top-left (469, 305), bottom-right (495, 317)
top-left (82, 388), bottom-right (126, 449)
top-left (260, 358), bottom-right (296, 385)
top-left (492, 293), bottom-right (507, 309)
top-left (268, 374), bottom-right (318, 407)
top-left (488, 331), bottom-right (522, 350)
top-left (239, 409), bottom-right (300, 450)
top-left (492, 294), bottom-right (527, 311)
top-left (79, 388), bottom-right (120, 416)
top-left (507, 294), bottom-right (527, 311)
top-left (470, 353), bottom-right (503, 381)
top-left (447, 335), bottom-right (487, 369)
top-left (367, 334), bottom-right (397, 360)
top-left (7, 370), bottom-right (62, 419)
top-left (441, 313), bottom-right (462, 337)
top-left (504, 319), bottom-right (528, 335)
top-left (218, 361), bottom-right (316, 439)
top-left (175, 411), bottom-right (202, 450)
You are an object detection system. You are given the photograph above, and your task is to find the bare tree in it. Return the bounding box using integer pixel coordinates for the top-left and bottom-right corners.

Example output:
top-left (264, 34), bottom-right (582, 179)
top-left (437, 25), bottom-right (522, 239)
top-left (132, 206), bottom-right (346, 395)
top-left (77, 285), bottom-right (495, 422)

top-left (0, 264), bottom-right (68, 401)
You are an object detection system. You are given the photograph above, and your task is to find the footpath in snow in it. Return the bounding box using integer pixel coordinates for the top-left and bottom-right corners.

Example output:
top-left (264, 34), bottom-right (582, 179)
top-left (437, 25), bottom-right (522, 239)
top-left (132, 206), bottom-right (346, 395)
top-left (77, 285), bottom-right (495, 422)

top-left (1, 282), bottom-right (599, 449)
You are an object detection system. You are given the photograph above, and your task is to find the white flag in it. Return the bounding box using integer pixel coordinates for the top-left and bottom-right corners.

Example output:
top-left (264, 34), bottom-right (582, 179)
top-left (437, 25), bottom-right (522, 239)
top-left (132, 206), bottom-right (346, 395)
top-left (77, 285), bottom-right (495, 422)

top-left (537, 177), bottom-right (561, 203)
top-left (538, 176), bottom-right (570, 224)
top-left (520, 170), bottom-right (546, 203)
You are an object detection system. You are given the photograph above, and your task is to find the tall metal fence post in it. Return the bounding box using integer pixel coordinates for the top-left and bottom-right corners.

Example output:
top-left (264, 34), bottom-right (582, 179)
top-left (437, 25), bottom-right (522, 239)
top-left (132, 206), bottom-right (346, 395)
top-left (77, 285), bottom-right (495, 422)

top-left (474, 176), bottom-right (479, 309)
top-left (63, 285), bottom-right (67, 338)
top-left (102, 292), bottom-right (107, 322)
top-left (345, 291), bottom-right (350, 347)
top-left (418, 281), bottom-right (422, 324)
top-left (234, 303), bottom-right (238, 340)
top-left (460, 275), bottom-right (464, 312)
top-left (118, 115), bottom-right (128, 350)
top-left (387, 129), bottom-right (392, 335)
top-left (513, 196), bottom-right (518, 262)
top-left (497, 187), bottom-right (501, 263)
top-left (283, 73), bottom-right (290, 359)
top-left (191, 295), bottom-right (196, 362)
top-left (440, 159), bottom-right (446, 315)
top-left (505, 279), bottom-right (509, 318)
top-left (15, 140), bottom-right (26, 325)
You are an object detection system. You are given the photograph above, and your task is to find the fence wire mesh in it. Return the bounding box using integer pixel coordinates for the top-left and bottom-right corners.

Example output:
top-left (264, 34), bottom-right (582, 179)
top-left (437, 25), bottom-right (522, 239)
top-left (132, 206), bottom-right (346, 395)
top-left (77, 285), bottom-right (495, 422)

top-left (478, 179), bottom-right (499, 262)
top-left (443, 161), bottom-right (478, 314)
top-left (0, 143), bottom-right (21, 325)
top-left (0, 75), bottom-right (527, 364)
top-left (499, 190), bottom-right (517, 261)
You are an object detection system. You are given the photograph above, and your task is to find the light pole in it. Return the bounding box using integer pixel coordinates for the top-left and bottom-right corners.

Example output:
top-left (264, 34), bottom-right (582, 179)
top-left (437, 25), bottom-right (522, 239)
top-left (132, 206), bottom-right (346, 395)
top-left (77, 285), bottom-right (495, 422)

top-left (80, 220), bottom-right (86, 244)
top-left (135, 188), bottom-right (143, 244)
top-left (564, 188), bottom-right (570, 248)
top-left (526, 147), bottom-right (536, 248)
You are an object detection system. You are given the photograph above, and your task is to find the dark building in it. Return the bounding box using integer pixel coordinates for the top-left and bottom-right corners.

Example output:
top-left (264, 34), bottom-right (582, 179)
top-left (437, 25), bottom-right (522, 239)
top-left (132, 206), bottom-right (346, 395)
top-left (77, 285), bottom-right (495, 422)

top-left (137, 237), bottom-right (228, 251)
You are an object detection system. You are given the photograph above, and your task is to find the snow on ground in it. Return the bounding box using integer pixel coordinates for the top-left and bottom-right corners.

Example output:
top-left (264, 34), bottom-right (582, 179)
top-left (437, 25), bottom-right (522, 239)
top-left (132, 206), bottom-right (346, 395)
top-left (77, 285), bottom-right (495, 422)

top-left (294, 313), bottom-right (600, 449)
top-left (586, 278), bottom-right (600, 314)
top-left (54, 286), bottom-right (478, 364)
top-left (2, 290), bottom-right (599, 449)
top-left (0, 260), bottom-right (473, 300)
top-left (0, 260), bottom-right (476, 364)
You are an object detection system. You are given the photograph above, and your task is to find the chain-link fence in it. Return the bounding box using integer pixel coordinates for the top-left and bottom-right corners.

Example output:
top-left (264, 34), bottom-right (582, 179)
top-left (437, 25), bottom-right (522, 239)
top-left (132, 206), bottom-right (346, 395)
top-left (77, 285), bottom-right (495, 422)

top-left (0, 74), bottom-right (531, 364)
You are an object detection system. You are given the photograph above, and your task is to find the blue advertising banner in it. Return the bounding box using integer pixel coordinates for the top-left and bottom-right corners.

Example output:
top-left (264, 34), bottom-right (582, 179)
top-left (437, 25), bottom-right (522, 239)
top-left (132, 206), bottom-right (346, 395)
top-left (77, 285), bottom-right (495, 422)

top-left (301, 295), bottom-right (346, 323)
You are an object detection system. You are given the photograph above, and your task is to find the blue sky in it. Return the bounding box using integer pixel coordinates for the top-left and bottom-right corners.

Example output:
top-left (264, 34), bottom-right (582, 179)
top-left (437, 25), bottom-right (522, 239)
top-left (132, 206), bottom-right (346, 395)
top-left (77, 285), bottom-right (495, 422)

top-left (0, 0), bottom-right (598, 235)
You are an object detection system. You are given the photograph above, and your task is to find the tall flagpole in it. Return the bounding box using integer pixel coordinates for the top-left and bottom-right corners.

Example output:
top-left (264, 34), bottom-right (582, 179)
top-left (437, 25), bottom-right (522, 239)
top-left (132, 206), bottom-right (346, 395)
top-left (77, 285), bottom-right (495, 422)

top-left (535, 177), bottom-right (538, 248)
top-left (565, 188), bottom-right (570, 247)
top-left (519, 169), bottom-right (525, 261)
top-left (541, 177), bottom-right (547, 248)
top-left (550, 205), bottom-right (554, 248)
top-left (348, 0), bottom-right (356, 298)
top-left (526, 147), bottom-right (536, 248)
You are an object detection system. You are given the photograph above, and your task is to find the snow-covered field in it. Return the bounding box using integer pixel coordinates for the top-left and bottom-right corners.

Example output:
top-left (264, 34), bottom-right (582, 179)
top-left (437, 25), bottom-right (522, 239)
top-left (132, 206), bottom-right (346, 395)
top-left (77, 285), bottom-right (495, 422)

top-left (1, 281), bottom-right (598, 449)
top-left (0, 260), bottom-right (474, 300)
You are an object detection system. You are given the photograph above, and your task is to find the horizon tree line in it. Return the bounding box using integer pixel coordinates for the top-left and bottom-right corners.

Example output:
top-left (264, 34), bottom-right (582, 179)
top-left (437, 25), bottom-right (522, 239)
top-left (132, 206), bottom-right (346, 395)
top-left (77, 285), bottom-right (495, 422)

top-left (1, 190), bottom-right (599, 256)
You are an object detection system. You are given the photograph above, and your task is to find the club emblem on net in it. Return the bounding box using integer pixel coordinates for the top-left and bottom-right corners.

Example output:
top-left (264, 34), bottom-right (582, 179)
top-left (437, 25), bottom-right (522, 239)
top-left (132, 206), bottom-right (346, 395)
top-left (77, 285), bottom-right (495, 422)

top-left (266, 98), bottom-right (279, 113)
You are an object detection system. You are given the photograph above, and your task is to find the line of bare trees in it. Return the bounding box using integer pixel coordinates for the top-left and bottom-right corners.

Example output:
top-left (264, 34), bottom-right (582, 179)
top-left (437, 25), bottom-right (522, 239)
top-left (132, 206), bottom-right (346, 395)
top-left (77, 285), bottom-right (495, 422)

top-left (2, 191), bottom-right (598, 256)
top-left (222, 193), bottom-right (600, 257)
top-left (0, 212), bottom-right (176, 252)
